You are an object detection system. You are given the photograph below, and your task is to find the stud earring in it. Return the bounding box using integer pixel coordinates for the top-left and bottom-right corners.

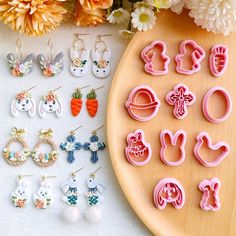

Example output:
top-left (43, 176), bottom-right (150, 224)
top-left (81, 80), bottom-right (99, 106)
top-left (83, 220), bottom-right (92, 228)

top-left (10, 174), bottom-right (32, 208)
top-left (37, 39), bottom-right (64, 77)
top-left (86, 85), bottom-right (104, 117)
top-left (7, 38), bottom-right (34, 77)
top-left (32, 129), bottom-right (58, 167)
top-left (38, 86), bottom-right (63, 118)
top-left (91, 34), bottom-right (112, 79)
top-left (83, 126), bottom-right (106, 164)
top-left (61, 168), bottom-right (83, 223)
top-left (60, 126), bottom-right (83, 164)
top-left (11, 86), bottom-right (36, 118)
top-left (71, 85), bottom-right (89, 117)
top-left (3, 128), bottom-right (31, 166)
top-left (33, 175), bottom-right (56, 209)
top-left (85, 167), bottom-right (106, 223)
top-left (70, 33), bottom-right (90, 77)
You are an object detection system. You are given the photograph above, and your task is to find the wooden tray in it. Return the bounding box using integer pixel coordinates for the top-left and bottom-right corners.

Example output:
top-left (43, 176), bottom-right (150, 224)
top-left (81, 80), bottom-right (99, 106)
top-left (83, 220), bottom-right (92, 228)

top-left (107, 10), bottom-right (236, 236)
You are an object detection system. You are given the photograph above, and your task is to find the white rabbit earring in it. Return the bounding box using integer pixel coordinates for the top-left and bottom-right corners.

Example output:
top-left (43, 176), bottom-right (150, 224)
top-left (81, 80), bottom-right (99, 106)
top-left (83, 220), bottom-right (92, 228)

top-left (7, 38), bottom-right (34, 77)
top-left (70, 33), bottom-right (90, 78)
top-left (33, 175), bottom-right (56, 209)
top-left (10, 174), bottom-right (32, 208)
top-left (11, 86), bottom-right (36, 118)
top-left (91, 34), bottom-right (112, 79)
top-left (37, 39), bottom-right (64, 77)
top-left (38, 86), bottom-right (63, 118)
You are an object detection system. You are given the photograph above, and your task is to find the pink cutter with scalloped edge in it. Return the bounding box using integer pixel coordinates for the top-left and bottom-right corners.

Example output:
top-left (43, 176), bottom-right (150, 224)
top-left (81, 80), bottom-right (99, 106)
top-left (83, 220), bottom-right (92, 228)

top-left (199, 178), bottom-right (221, 211)
top-left (166, 83), bottom-right (196, 119)
top-left (153, 178), bottom-right (185, 210)
top-left (202, 86), bottom-right (232, 123)
top-left (141, 40), bottom-right (170, 76)
top-left (125, 85), bottom-right (160, 122)
top-left (194, 132), bottom-right (230, 167)
top-left (125, 129), bottom-right (151, 166)
top-left (209, 44), bottom-right (228, 77)
top-left (175, 40), bottom-right (205, 74)
top-left (160, 129), bottom-right (186, 166)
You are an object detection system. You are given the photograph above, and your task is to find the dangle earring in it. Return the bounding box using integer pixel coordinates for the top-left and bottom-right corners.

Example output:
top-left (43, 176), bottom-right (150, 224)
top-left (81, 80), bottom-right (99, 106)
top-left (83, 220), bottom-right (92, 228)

top-left (38, 86), bottom-right (63, 118)
top-left (33, 175), bottom-right (56, 209)
top-left (31, 129), bottom-right (58, 167)
top-left (11, 86), bottom-right (36, 117)
top-left (3, 128), bottom-right (31, 166)
top-left (10, 174), bottom-right (32, 208)
top-left (7, 38), bottom-right (34, 77)
top-left (83, 126), bottom-right (106, 164)
top-left (37, 39), bottom-right (64, 77)
top-left (60, 126), bottom-right (83, 164)
top-left (70, 33), bottom-right (90, 77)
top-left (85, 167), bottom-right (106, 223)
top-left (91, 34), bottom-right (112, 79)
top-left (61, 168), bottom-right (83, 223)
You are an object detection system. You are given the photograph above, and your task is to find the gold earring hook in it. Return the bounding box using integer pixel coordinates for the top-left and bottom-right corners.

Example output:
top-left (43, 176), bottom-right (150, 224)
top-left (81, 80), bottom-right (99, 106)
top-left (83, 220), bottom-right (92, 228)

top-left (18, 174), bottom-right (33, 181)
top-left (26, 85), bottom-right (37, 92)
top-left (94, 85), bottom-right (105, 91)
top-left (47, 38), bottom-right (54, 61)
top-left (53, 86), bottom-right (63, 92)
top-left (41, 175), bottom-right (56, 181)
top-left (72, 167), bottom-right (84, 177)
top-left (16, 38), bottom-right (23, 61)
top-left (71, 125), bottom-right (83, 135)
top-left (75, 33), bottom-right (90, 39)
top-left (92, 125), bottom-right (104, 135)
top-left (91, 166), bottom-right (102, 178)
top-left (97, 34), bottom-right (112, 41)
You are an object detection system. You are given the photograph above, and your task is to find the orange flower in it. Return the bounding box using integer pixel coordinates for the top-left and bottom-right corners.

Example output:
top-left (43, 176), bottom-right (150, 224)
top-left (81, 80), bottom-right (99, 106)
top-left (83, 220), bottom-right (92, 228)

top-left (17, 199), bottom-right (25, 208)
top-left (79, 0), bottom-right (112, 10)
top-left (35, 199), bottom-right (44, 209)
top-left (12, 68), bottom-right (21, 77)
top-left (75, 2), bottom-right (106, 26)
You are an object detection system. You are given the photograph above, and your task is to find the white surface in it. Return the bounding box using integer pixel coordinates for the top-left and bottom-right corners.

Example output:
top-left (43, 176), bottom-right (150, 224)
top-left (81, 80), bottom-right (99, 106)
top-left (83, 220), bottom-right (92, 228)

top-left (0, 23), bottom-right (150, 236)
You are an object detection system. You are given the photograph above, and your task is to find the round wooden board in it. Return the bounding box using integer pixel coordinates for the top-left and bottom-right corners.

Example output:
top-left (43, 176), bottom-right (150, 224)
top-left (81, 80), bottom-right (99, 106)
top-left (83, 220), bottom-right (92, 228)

top-left (107, 10), bottom-right (236, 236)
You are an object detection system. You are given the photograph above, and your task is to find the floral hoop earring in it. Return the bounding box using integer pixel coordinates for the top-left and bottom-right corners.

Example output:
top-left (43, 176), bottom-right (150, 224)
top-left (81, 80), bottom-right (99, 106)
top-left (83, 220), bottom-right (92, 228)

top-left (32, 129), bottom-right (58, 167)
top-left (3, 128), bottom-right (31, 166)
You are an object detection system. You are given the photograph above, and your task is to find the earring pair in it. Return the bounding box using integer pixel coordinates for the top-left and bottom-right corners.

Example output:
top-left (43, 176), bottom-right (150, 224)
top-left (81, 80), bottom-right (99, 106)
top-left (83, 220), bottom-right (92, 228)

top-left (61, 167), bottom-right (106, 224)
top-left (70, 33), bottom-right (112, 79)
top-left (7, 39), bottom-right (64, 78)
top-left (3, 128), bottom-right (58, 168)
top-left (11, 174), bottom-right (56, 209)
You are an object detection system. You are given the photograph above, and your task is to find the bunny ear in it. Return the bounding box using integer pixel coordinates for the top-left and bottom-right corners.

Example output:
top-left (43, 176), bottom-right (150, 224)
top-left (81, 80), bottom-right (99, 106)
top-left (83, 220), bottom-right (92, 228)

top-left (103, 49), bottom-right (111, 61)
top-left (11, 99), bottom-right (18, 117)
top-left (70, 48), bottom-right (78, 60)
top-left (81, 48), bottom-right (90, 60)
top-left (28, 98), bottom-right (36, 117)
top-left (56, 98), bottom-right (63, 117)
top-left (91, 49), bottom-right (100, 61)
top-left (175, 131), bottom-right (186, 147)
top-left (97, 182), bottom-right (106, 194)
top-left (38, 100), bottom-right (46, 118)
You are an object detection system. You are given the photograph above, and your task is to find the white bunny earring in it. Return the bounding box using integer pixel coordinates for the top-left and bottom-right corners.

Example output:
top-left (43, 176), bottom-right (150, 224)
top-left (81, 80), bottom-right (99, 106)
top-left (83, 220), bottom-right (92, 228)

top-left (11, 86), bottom-right (36, 118)
top-left (91, 34), bottom-right (112, 79)
top-left (38, 87), bottom-right (63, 118)
top-left (70, 33), bottom-right (90, 78)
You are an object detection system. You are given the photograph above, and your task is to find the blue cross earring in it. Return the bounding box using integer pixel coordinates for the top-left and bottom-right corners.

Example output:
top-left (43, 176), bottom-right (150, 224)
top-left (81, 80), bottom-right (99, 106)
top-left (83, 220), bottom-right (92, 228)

top-left (83, 126), bottom-right (106, 164)
top-left (60, 126), bottom-right (83, 164)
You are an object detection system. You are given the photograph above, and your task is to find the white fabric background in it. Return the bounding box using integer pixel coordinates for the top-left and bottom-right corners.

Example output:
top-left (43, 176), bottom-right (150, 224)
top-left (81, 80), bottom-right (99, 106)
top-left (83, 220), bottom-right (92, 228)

top-left (0, 23), bottom-right (150, 236)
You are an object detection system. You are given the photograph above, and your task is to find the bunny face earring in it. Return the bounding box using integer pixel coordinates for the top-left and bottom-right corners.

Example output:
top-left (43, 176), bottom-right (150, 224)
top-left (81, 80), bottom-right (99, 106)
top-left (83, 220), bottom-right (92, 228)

top-left (11, 86), bottom-right (36, 117)
top-left (7, 39), bottom-right (34, 77)
top-left (70, 33), bottom-right (90, 78)
top-left (91, 34), bottom-right (112, 79)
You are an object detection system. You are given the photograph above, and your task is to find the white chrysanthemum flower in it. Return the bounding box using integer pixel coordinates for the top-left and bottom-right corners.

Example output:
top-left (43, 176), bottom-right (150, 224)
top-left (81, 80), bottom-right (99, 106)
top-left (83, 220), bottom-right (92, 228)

top-left (107, 8), bottom-right (130, 24)
top-left (188, 0), bottom-right (236, 35)
top-left (119, 29), bottom-right (135, 39)
top-left (131, 7), bottom-right (156, 31)
top-left (170, 0), bottom-right (186, 14)
top-left (146, 0), bottom-right (171, 9)
top-left (134, 1), bottom-right (153, 9)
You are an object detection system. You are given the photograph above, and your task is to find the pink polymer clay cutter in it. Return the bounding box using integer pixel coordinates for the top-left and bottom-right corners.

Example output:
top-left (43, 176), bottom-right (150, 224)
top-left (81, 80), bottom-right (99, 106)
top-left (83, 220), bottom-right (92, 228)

top-left (175, 40), bottom-right (205, 75)
top-left (125, 129), bottom-right (152, 166)
top-left (166, 83), bottom-right (196, 119)
top-left (141, 40), bottom-right (170, 76)
top-left (199, 178), bottom-right (221, 211)
top-left (126, 85), bottom-right (160, 122)
top-left (160, 129), bottom-right (186, 166)
top-left (209, 44), bottom-right (228, 77)
top-left (194, 132), bottom-right (230, 167)
top-left (153, 178), bottom-right (185, 210)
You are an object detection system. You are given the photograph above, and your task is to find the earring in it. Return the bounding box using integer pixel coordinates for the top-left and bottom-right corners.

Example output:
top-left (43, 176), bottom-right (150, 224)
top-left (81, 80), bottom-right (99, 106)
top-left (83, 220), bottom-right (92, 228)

top-left (33, 175), bottom-right (56, 209)
top-left (11, 86), bottom-right (36, 117)
top-left (3, 128), bottom-right (31, 166)
top-left (10, 174), bottom-right (32, 208)
top-left (38, 87), bottom-right (63, 118)
top-left (60, 168), bottom-right (83, 223)
top-left (7, 38), bottom-right (34, 77)
top-left (85, 167), bottom-right (106, 223)
top-left (83, 126), bottom-right (106, 164)
top-left (70, 33), bottom-right (90, 78)
top-left (37, 39), bottom-right (64, 77)
top-left (91, 34), bottom-right (112, 79)
top-left (31, 129), bottom-right (58, 167)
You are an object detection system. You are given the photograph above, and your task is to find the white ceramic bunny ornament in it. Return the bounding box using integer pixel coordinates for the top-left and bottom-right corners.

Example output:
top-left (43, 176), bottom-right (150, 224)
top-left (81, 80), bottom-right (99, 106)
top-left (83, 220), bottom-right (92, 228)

top-left (11, 90), bottom-right (36, 117)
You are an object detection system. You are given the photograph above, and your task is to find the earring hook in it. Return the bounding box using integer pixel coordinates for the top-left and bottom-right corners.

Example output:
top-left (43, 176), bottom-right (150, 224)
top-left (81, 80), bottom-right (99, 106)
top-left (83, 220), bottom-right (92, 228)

top-left (71, 125), bottom-right (83, 135)
top-left (92, 125), bottom-right (104, 135)
top-left (41, 175), bottom-right (56, 181)
top-left (18, 174), bottom-right (33, 181)
top-left (73, 33), bottom-right (89, 50)
top-left (91, 166), bottom-right (102, 178)
top-left (47, 38), bottom-right (54, 61)
top-left (16, 38), bottom-right (23, 61)
top-left (53, 86), bottom-right (63, 92)
top-left (94, 85), bottom-right (105, 91)
top-left (72, 167), bottom-right (84, 176)
top-left (26, 85), bottom-right (37, 92)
